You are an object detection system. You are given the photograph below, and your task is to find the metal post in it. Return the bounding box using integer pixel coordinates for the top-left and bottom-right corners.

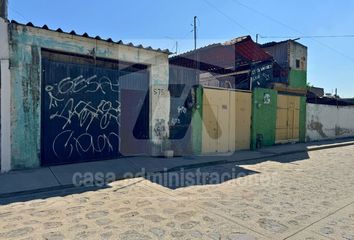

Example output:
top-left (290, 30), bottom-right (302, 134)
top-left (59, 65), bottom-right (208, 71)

top-left (0, 0), bottom-right (8, 19)
top-left (194, 16), bottom-right (197, 50)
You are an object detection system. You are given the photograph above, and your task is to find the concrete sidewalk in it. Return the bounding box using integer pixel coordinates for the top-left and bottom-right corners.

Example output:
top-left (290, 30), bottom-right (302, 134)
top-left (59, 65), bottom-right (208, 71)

top-left (1, 138), bottom-right (354, 197)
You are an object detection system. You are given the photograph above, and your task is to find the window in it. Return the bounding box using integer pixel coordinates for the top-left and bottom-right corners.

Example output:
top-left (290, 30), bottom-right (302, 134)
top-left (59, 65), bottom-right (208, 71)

top-left (296, 59), bottom-right (300, 69)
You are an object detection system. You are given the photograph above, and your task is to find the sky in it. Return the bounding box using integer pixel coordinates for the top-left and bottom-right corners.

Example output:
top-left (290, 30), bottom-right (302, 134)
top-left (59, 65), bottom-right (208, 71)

top-left (8, 0), bottom-right (354, 97)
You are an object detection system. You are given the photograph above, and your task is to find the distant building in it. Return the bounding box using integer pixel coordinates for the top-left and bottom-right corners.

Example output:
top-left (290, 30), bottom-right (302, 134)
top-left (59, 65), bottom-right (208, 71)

top-left (261, 39), bottom-right (308, 92)
top-left (170, 36), bottom-right (277, 90)
top-left (169, 36), bottom-right (309, 154)
top-left (307, 87), bottom-right (325, 99)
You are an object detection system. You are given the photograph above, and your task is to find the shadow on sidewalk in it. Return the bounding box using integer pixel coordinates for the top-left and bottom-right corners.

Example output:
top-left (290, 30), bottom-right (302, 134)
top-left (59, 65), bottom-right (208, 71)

top-left (0, 151), bottom-right (311, 204)
top-left (244, 151), bottom-right (310, 165)
top-left (0, 186), bottom-right (111, 206)
top-left (146, 164), bottom-right (260, 190)
top-left (145, 151), bottom-right (311, 190)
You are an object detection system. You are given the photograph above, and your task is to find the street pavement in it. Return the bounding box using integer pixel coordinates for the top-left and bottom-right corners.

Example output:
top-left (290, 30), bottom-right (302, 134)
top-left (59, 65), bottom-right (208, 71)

top-left (0, 145), bottom-right (354, 239)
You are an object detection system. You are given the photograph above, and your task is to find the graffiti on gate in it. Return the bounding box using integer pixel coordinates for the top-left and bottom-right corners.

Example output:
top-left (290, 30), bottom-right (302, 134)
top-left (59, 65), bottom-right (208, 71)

top-left (154, 119), bottom-right (168, 140)
top-left (170, 105), bottom-right (187, 127)
top-left (45, 75), bottom-right (120, 160)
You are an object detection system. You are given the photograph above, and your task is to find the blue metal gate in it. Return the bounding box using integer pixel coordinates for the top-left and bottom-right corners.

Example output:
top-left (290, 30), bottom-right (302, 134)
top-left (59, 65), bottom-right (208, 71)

top-left (41, 50), bottom-right (149, 165)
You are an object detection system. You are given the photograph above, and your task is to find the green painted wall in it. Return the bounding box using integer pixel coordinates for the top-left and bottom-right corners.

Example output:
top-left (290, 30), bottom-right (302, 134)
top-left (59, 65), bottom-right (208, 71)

top-left (288, 69), bottom-right (307, 142)
top-left (289, 70), bottom-right (307, 89)
top-left (251, 88), bottom-right (278, 150)
top-left (192, 86), bottom-right (203, 155)
top-left (10, 38), bottom-right (41, 169)
top-left (299, 96), bottom-right (307, 142)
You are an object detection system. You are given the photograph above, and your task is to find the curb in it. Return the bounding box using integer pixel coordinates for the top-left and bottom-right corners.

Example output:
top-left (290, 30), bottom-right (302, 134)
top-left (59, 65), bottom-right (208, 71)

top-left (1, 141), bottom-right (353, 199)
top-left (0, 184), bottom-right (76, 199)
top-left (159, 141), bottom-right (354, 172)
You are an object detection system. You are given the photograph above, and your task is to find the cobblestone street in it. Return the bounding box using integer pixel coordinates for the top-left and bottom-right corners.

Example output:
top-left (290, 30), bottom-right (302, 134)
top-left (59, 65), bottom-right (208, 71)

top-left (1, 145), bottom-right (354, 240)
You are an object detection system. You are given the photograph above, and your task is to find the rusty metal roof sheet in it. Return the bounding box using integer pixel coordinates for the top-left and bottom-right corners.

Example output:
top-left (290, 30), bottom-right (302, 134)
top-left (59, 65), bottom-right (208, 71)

top-left (170, 35), bottom-right (273, 63)
top-left (10, 20), bottom-right (171, 55)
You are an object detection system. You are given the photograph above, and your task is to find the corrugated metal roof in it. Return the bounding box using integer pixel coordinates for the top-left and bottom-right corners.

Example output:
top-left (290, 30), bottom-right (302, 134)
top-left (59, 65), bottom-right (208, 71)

top-left (10, 20), bottom-right (171, 55)
top-left (261, 40), bottom-right (288, 48)
top-left (261, 39), bottom-right (307, 49)
top-left (170, 43), bottom-right (222, 60)
top-left (232, 36), bottom-right (273, 62)
top-left (170, 35), bottom-right (272, 62)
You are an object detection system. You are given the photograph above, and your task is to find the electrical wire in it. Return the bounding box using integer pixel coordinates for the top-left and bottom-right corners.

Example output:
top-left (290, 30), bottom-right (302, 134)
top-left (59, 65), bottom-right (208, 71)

top-left (230, 0), bottom-right (354, 62)
top-left (8, 6), bottom-right (29, 22)
top-left (202, 0), bottom-right (253, 34)
top-left (260, 35), bottom-right (354, 39)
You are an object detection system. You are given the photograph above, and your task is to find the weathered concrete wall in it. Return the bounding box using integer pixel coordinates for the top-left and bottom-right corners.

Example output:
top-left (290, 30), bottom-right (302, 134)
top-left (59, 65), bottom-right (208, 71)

top-left (288, 42), bottom-right (307, 90)
top-left (0, 18), bottom-right (11, 172)
top-left (289, 41), bottom-right (307, 71)
top-left (8, 23), bottom-right (169, 170)
top-left (306, 103), bottom-right (354, 142)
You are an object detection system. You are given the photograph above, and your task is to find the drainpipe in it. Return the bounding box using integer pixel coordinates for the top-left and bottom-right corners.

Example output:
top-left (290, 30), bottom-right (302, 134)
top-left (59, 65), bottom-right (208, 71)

top-left (0, 0), bottom-right (8, 20)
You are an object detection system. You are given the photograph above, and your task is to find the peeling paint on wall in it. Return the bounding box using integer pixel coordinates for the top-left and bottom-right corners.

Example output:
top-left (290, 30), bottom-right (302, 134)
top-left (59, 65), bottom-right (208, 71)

top-left (308, 118), bottom-right (327, 138)
top-left (306, 104), bottom-right (354, 142)
top-left (0, 18), bottom-right (11, 172)
top-left (8, 23), bottom-right (169, 169)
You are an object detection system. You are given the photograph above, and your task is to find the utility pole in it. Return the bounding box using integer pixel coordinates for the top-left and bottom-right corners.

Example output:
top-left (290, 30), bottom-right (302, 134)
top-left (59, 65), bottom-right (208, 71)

top-left (256, 34), bottom-right (259, 44)
top-left (193, 16), bottom-right (199, 93)
top-left (194, 16), bottom-right (197, 50)
top-left (0, 0), bottom-right (8, 19)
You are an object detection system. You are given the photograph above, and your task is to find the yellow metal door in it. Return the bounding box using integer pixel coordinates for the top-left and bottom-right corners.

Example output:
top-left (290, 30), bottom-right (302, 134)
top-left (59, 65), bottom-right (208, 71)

top-left (202, 88), bottom-right (229, 153)
top-left (287, 96), bottom-right (300, 141)
top-left (202, 89), bottom-right (219, 153)
top-left (202, 88), bottom-right (251, 154)
top-left (235, 92), bottom-right (252, 150)
top-left (217, 102), bottom-right (230, 153)
top-left (276, 95), bottom-right (300, 143)
top-left (276, 95), bottom-right (289, 142)
top-left (202, 103), bottom-right (219, 153)
top-left (229, 91), bottom-right (237, 152)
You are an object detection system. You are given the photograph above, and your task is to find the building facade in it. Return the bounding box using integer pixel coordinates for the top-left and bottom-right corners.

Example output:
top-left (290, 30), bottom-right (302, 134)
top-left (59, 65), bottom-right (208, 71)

top-left (170, 36), bottom-right (309, 153)
top-left (250, 39), bottom-right (308, 149)
top-left (0, 20), bottom-right (170, 172)
top-left (262, 40), bottom-right (308, 90)
top-left (169, 36), bottom-right (273, 154)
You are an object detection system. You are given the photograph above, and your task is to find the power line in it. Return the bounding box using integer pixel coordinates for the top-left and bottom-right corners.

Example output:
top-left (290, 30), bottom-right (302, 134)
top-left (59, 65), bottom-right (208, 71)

top-left (202, 0), bottom-right (253, 34)
top-left (260, 35), bottom-right (354, 39)
top-left (7, 3), bottom-right (29, 22)
top-left (162, 26), bottom-right (195, 54)
top-left (230, 0), bottom-right (354, 62)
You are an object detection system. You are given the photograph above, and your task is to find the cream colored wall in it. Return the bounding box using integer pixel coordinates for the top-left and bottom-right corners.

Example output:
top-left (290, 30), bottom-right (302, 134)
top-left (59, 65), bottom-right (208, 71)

top-left (289, 42), bottom-right (307, 71)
